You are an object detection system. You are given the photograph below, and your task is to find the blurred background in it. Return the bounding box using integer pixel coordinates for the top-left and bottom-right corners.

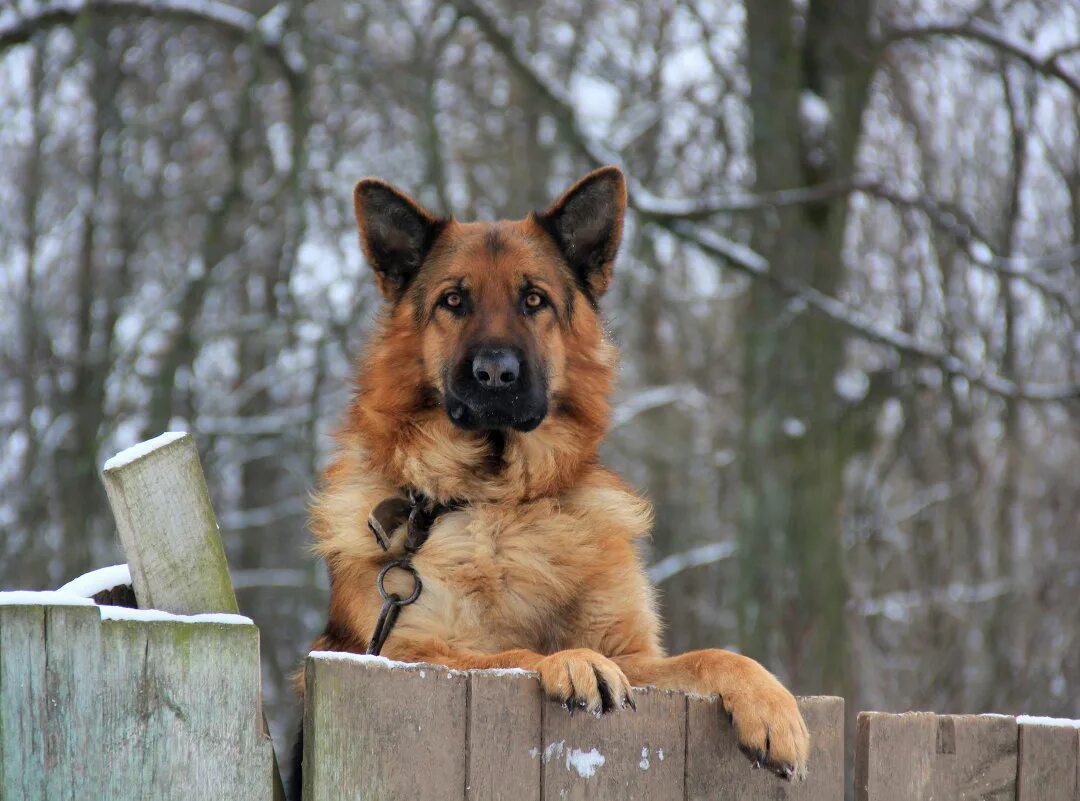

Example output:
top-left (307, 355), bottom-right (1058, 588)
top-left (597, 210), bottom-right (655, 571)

top-left (1, 0), bottom-right (1078, 772)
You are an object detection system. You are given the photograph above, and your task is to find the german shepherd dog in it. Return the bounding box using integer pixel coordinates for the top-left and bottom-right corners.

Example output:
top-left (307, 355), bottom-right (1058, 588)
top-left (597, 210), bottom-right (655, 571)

top-left (295, 167), bottom-right (809, 792)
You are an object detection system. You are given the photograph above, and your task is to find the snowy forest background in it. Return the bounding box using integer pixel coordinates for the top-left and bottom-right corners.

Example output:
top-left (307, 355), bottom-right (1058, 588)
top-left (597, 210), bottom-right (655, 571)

top-left (1, 0), bottom-right (1079, 765)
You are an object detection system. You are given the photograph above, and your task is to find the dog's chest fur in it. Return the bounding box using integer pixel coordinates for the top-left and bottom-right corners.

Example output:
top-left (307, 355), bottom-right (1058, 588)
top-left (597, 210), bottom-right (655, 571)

top-left (312, 452), bottom-right (655, 658)
top-left (393, 500), bottom-right (603, 654)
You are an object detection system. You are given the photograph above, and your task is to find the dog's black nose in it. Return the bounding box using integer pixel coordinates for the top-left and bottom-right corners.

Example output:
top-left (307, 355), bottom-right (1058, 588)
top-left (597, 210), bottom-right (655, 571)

top-left (472, 349), bottom-right (520, 389)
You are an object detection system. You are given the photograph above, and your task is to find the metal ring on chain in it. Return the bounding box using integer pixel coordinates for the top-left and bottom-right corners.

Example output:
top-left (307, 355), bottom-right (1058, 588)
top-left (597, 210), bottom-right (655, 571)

top-left (376, 560), bottom-right (422, 605)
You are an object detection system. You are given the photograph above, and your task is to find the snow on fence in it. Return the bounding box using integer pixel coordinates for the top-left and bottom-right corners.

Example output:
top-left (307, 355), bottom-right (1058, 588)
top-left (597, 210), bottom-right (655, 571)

top-left (1, 431), bottom-right (1077, 801)
top-left (301, 652), bottom-right (845, 801)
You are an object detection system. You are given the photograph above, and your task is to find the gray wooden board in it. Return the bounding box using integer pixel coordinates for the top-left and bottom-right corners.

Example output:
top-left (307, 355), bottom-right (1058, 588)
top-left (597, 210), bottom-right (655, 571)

top-left (687, 695), bottom-right (843, 801)
top-left (797, 697), bottom-right (844, 800)
top-left (102, 432), bottom-right (239, 616)
top-left (43, 604), bottom-right (103, 801)
top-left (304, 655), bottom-right (469, 801)
top-left (98, 617), bottom-right (151, 800)
top-left (854, 711), bottom-right (936, 801)
top-left (466, 670), bottom-right (542, 801)
top-left (0, 604), bottom-right (273, 801)
top-left (1016, 722), bottom-right (1078, 801)
top-left (0, 605), bottom-right (47, 801)
top-left (933, 715), bottom-right (1017, 801)
top-left (134, 620), bottom-right (273, 800)
top-left (540, 685), bottom-right (686, 801)
top-left (102, 432), bottom-right (284, 800)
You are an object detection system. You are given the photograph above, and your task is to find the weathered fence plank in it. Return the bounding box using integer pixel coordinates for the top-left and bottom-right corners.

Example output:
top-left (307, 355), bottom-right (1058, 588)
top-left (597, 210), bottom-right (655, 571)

top-left (1016, 721), bottom-right (1078, 801)
top-left (305, 654), bottom-right (851, 801)
top-left (687, 695), bottom-right (843, 801)
top-left (466, 669), bottom-right (543, 801)
top-left (855, 711), bottom-right (936, 801)
top-left (0, 599), bottom-right (274, 801)
top-left (303, 653), bottom-right (468, 801)
top-left (857, 712), bottom-right (1032, 801)
top-left (0, 602), bottom-right (50, 801)
top-left (798, 697), bottom-right (845, 800)
top-left (540, 685), bottom-right (685, 801)
top-left (43, 604), bottom-right (103, 801)
top-left (102, 431), bottom-right (238, 615)
top-left (101, 431), bottom-right (284, 800)
top-left (933, 714), bottom-right (1017, 801)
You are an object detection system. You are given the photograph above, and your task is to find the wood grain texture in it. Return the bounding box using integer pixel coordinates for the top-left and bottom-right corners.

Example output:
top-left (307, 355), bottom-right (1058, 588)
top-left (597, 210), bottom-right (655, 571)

top-left (102, 432), bottom-right (284, 800)
top-left (0, 605), bottom-right (47, 801)
top-left (687, 695), bottom-right (843, 801)
top-left (540, 685), bottom-right (685, 801)
top-left (102, 432), bottom-right (239, 616)
top-left (466, 670), bottom-right (543, 801)
top-left (797, 697), bottom-right (845, 800)
top-left (0, 603), bottom-right (274, 801)
top-left (1016, 723), bottom-right (1078, 801)
top-left (934, 715), bottom-right (1017, 801)
top-left (854, 711), bottom-right (936, 801)
top-left (43, 604), bottom-right (102, 801)
top-left (304, 656), bottom-right (469, 801)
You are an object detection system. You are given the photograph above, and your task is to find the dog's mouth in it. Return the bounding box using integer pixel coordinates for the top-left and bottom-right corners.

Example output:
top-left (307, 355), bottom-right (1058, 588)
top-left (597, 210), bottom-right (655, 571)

top-left (444, 391), bottom-right (547, 433)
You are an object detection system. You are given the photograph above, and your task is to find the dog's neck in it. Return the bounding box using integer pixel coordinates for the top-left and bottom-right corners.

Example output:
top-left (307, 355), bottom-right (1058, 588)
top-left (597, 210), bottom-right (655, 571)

top-left (345, 398), bottom-right (606, 504)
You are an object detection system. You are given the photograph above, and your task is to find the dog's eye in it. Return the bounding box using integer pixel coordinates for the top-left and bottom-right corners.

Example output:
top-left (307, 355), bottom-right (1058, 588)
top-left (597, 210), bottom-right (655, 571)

top-left (524, 291), bottom-right (546, 312)
top-left (442, 291), bottom-right (463, 310)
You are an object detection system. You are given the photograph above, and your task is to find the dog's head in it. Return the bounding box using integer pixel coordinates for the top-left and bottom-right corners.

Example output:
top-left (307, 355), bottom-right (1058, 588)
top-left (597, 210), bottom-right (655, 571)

top-left (352, 167), bottom-right (626, 435)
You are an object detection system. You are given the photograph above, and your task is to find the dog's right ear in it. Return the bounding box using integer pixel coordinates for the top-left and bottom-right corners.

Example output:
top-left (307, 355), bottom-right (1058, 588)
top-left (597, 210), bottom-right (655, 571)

top-left (353, 179), bottom-right (446, 299)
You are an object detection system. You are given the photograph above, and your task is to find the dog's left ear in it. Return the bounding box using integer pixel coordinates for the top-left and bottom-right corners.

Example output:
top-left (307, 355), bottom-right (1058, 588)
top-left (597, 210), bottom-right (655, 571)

top-left (354, 179), bottom-right (446, 300)
top-left (535, 166), bottom-right (627, 300)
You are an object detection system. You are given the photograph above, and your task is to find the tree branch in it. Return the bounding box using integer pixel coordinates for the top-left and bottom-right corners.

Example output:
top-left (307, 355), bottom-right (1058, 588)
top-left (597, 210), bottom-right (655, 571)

top-left (0, 0), bottom-right (304, 82)
top-left (880, 19), bottom-right (1080, 96)
top-left (451, 0), bottom-right (1080, 403)
top-left (647, 541), bottom-right (737, 585)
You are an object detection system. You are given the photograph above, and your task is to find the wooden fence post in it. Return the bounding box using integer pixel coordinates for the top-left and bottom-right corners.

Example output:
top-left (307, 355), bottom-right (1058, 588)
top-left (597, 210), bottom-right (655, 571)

top-left (466, 669), bottom-right (543, 801)
top-left (933, 714), bottom-right (1017, 801)
top-left (101, 431), bottom-right (284, 800)
top-left (303, 654), bottom-right (468, 801)
top-left (854, 712), bottom-right (936, 801)
top-left (1016, 720), bottom-right (1079, 801)
top-left (540, 684), bottom-right (686, 801)
top-left (102, 431), bottom-right (238, 615)
top-left (0, 598), bottom-right (273, 801)
top-left (687, 695), bottom-right (844, 801)
top-left (856, 712), bottom-right (1044, 801)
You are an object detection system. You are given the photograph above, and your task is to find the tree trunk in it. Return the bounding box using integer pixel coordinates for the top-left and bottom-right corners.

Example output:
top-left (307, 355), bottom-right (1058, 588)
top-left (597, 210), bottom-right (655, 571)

top-left (737, 0), bottom-right (872, 698)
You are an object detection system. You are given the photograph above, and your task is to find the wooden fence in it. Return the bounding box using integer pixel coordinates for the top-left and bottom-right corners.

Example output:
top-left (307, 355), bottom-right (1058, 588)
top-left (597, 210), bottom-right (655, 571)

top-left (0, 597), bottom-right (273, 800)
top-left (0, 431), bottom-right (1076, 800)
top-left (856, 711), bottom-right (1080, 801)
top-left (301, 652), bottom-right (844, 801)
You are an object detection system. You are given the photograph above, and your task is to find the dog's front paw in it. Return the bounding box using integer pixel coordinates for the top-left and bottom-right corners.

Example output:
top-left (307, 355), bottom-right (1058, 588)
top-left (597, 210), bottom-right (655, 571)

top-left (720, 656), bottom-right (809, 780)
top-left (536, 648), bottom-right (635, 716)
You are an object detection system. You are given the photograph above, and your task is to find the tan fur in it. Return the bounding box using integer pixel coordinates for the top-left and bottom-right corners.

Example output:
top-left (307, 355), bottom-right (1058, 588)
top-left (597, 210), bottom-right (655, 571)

top-left (305, 167), bottom-right (810, 778)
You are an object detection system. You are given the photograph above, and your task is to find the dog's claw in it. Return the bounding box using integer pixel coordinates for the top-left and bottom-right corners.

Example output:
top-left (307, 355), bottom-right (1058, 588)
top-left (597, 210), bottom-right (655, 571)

top-left (626, 694), bottom-right (637, 711)
top-left (565, 699), bottom-right (575, 716)
top-left (776, 764), bottom-right (794, 780)
top-left (741, 745), bottom-right (766, 769)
